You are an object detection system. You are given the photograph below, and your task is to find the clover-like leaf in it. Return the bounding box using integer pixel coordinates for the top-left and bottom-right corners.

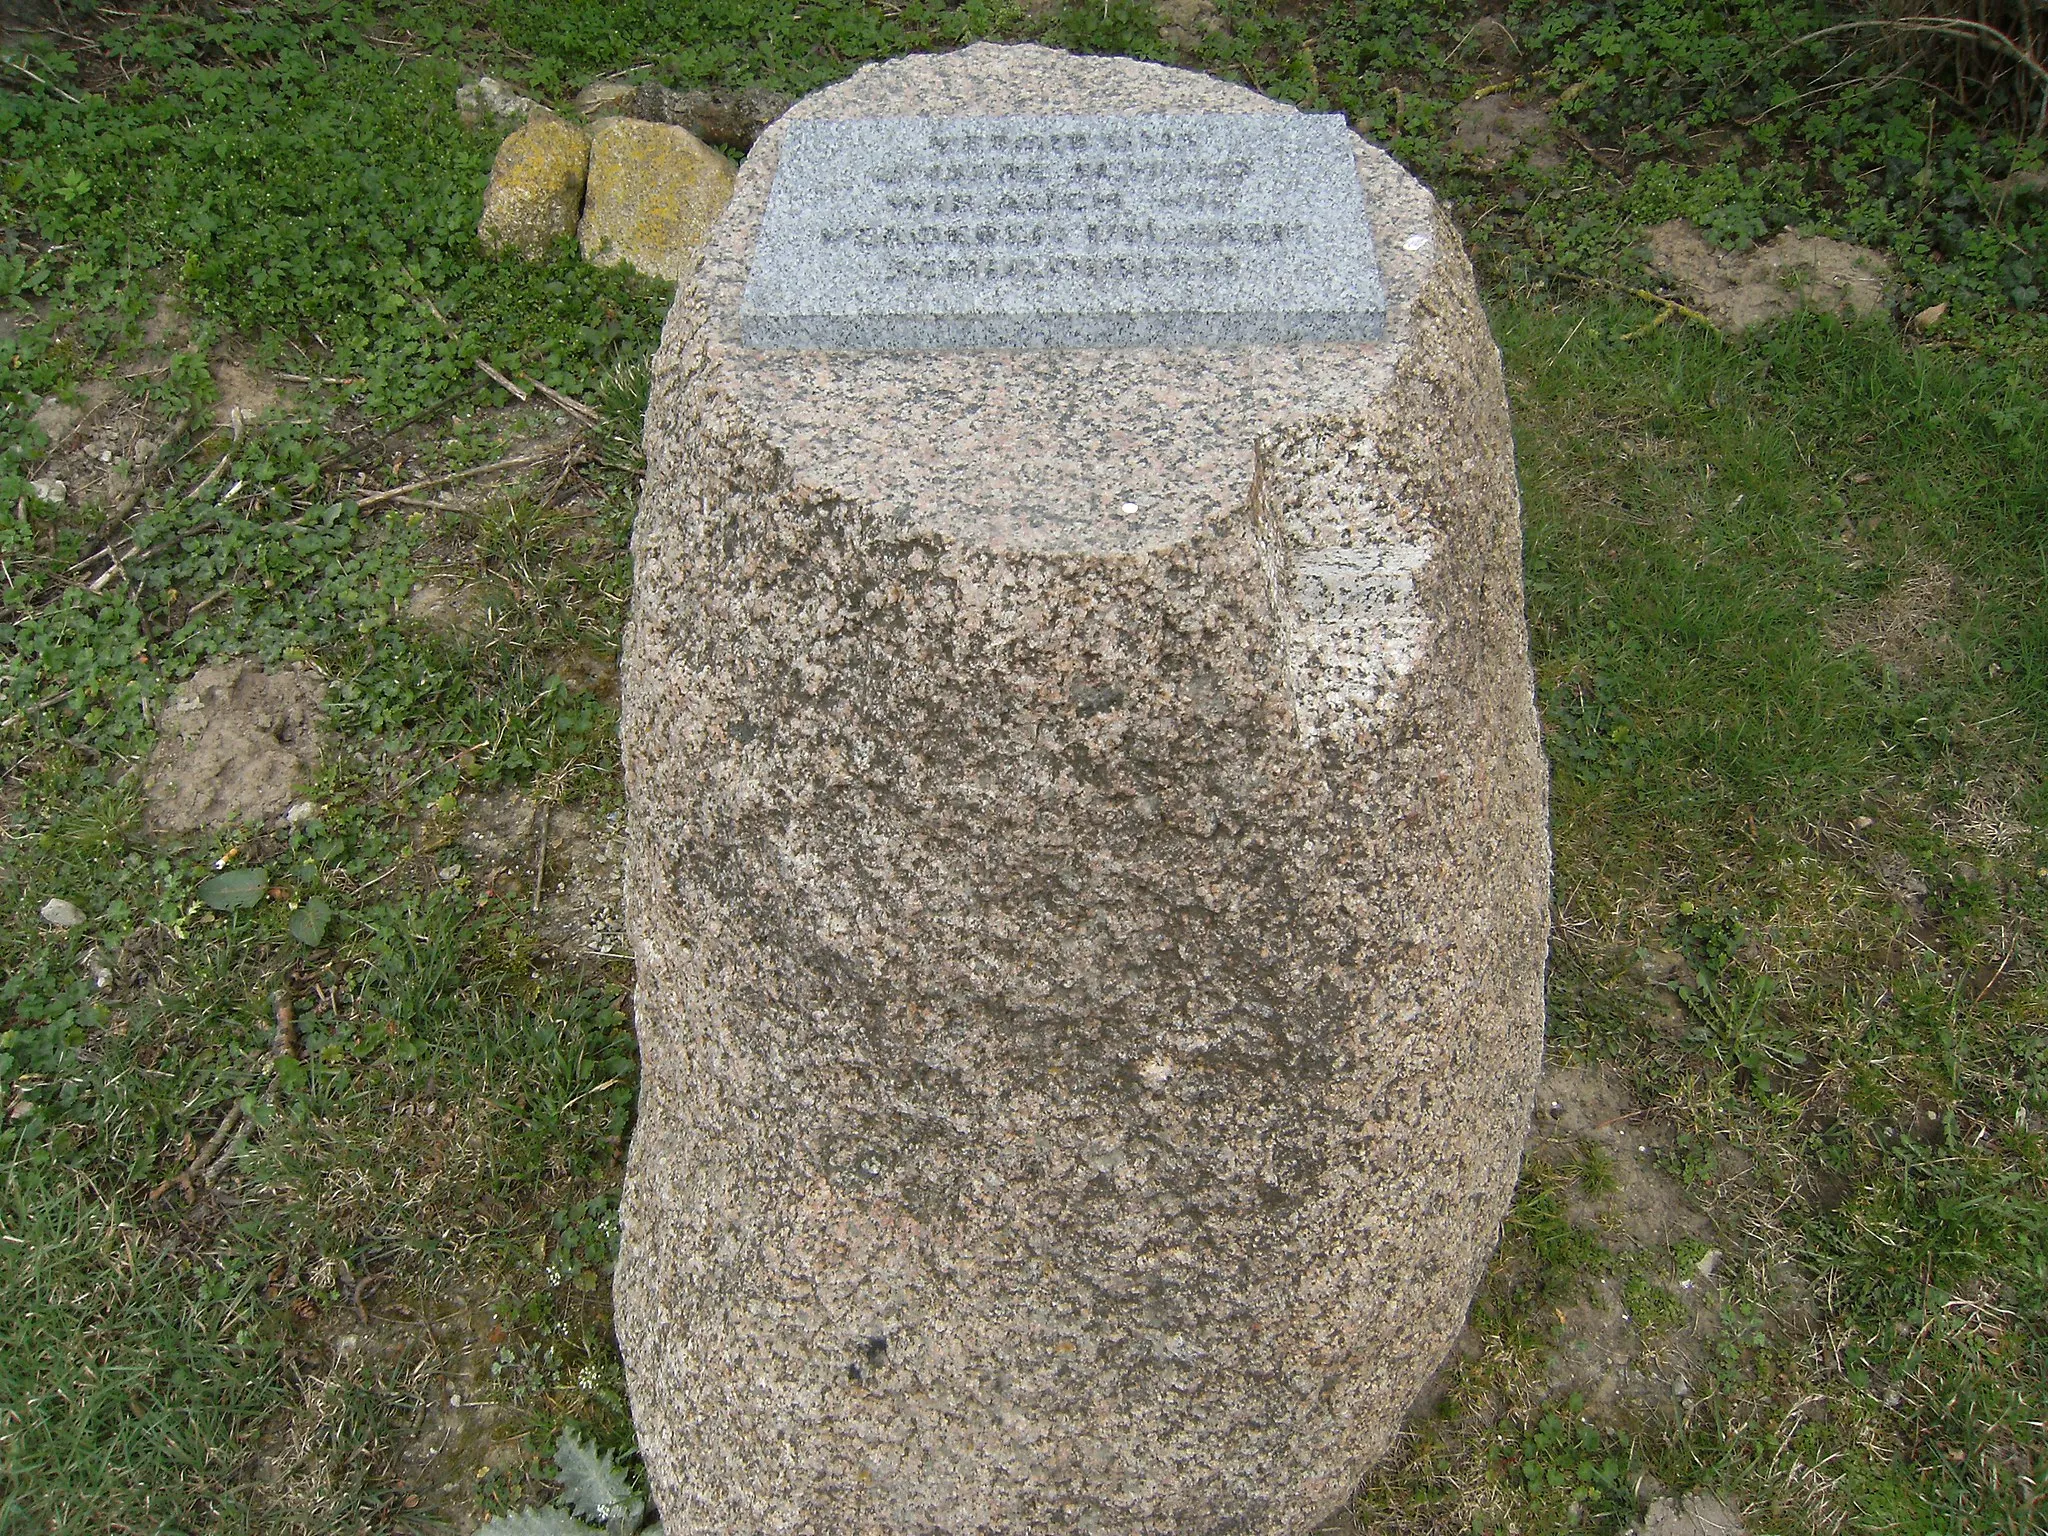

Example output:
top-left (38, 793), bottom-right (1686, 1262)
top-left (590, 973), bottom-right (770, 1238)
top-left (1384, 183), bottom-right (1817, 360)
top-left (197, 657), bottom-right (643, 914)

top-left (288, 896), bottom-right (333, 946)
top-left (198, 868), bottom-right (269, 910)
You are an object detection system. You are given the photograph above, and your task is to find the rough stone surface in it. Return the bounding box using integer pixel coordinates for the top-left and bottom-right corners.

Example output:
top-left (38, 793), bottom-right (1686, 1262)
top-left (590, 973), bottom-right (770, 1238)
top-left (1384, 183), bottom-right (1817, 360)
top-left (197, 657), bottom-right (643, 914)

top-left (573, 78), bottom-right (638, 118)
top-left (458, 75), bottom-right (544, 128)
top-left (618, 43), bottom-right (1547, 1536)
top-left (1647, 220), bottom-right (1892, 331)
top-left (39, 897), bottom-right (84, 928)
top-left (579, 116), bottom-right (736, 281)
top-left (477, 116), bottom-right (590, 260)
top-left (740, 112), bottom-right (1386, 349)
top-left (144, 660), bottom-right (326, 837)
top-left (626, 83), bottom-right (794, 151)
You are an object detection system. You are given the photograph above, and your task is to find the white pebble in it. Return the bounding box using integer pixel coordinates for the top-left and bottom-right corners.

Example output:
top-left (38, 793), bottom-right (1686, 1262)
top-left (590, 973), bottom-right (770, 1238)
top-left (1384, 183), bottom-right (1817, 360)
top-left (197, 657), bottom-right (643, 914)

top-left (285, 799), bottom-right (318, 825)
top-left (28, 478), bottom-right (67, 508)
top-left (1403, 231), bottom-right (1432, 251)
top-left (40, 898), bottom-right (85, 928)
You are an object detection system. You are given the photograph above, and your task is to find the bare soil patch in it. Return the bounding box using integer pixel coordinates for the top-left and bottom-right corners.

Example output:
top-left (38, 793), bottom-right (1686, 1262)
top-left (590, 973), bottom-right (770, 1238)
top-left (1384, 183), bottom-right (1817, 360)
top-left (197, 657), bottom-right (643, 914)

top-left (1452, 95), bottom-right (1560, 170)
top-left (1528, 1062), bottom-right (1724, 1419)
top-left (1631, 1490), bottom-right (1749, 1536)
top-left (404, 577), bottom-right (500, 635)
top-left (144, 660), bottom-right (328, 837)
top-left (428, 789), bottom-right (625, 957)
top-left (254, 1280), bottom-right (540, 1532)
top-left (1824, 560), bottom-right (1961, 684)
top-left (213, 358), bottom-right (292, 434)
top-left (1646, 221), bottom-right (1892, 332)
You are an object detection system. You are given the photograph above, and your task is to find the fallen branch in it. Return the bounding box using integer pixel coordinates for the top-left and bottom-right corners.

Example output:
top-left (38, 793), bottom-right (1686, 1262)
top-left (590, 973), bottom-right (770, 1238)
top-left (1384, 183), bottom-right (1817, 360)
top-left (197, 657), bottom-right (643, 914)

top-left (182, 453), bottom-right (231, 502)
top-left (148, 994), bottom-right (302, 1200)
top-left (2, 54), bottom-right (83, 104)
top-left (477, 357), bottom-right (604, 429)
top-left (526, 378), bottom-right (603, 429)
top-left (149, 1103), bottom-right (245, 1201)
top-left (475, 358), bottom-right (529, 402)
top-left (1616, 307), bottom-right (1675, 342)
top-left (1628, 287), bottom-right (1719, 332)
top-left (539, 442), bottom-right (589, 506)
top-left (532, 803), bottom-right (552, 915)
top-left (353, 450), bottom-right (556, 509)
top-left (1561, 274), bottom-right (1723, 337)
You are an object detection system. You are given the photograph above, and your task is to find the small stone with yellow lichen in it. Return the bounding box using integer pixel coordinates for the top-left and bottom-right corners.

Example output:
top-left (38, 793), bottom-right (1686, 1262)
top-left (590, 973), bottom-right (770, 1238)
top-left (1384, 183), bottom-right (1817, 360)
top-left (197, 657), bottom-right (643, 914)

top-left (578, 116), bottom-right (735, 281)
top-left (476, 115), bottom-right (590, 260)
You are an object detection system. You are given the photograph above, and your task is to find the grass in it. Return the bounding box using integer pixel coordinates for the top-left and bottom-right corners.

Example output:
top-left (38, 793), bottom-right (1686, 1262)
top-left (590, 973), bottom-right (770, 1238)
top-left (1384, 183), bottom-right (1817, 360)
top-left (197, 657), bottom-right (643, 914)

top-left (1, 0), bottom-right (2044, 1531)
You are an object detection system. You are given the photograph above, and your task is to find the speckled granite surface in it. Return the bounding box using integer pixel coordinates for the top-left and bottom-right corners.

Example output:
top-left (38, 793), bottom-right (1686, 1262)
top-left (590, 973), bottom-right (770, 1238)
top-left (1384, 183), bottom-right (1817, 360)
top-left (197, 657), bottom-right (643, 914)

top-left (617, 43), bottom-right (1548, 1536)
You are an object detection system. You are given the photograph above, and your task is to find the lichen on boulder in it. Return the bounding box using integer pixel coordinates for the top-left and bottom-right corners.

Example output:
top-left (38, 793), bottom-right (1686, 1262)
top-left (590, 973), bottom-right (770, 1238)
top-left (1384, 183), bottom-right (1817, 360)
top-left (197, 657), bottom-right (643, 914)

top-left (477, 115), bottom-right (591, 260)
top-left (577, 116), bottom-right (735, 281)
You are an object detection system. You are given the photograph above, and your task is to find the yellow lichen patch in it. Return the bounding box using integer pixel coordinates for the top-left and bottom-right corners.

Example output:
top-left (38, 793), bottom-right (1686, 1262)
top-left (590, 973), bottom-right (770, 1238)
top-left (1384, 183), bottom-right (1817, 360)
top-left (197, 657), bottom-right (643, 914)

top-left (477, 115), bottom-right (590, 259)
top-left (578, 116), bottom-right (735, 280)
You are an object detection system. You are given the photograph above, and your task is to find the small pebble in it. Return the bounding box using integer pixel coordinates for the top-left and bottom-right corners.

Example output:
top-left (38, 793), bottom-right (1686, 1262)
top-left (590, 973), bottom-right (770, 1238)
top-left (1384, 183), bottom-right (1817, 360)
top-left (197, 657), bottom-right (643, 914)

top-left (40, 898), bottom-right (85, 928)
top-left (28, 478), bottom-right (67, 507)
top-left (286, 799), bottom-right (318, 825)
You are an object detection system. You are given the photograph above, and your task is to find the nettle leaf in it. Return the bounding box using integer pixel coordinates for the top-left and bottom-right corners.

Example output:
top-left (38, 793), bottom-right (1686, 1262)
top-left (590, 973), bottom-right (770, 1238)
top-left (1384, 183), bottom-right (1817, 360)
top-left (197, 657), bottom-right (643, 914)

top-left (556, 1430), bottom-right (645, 1534)
top-left (287, 896), bottom-right (333, 946)
top-left (473, 1508), bottom-right (595, 1536)
top-left (197, 867), bottom-right (268, 910)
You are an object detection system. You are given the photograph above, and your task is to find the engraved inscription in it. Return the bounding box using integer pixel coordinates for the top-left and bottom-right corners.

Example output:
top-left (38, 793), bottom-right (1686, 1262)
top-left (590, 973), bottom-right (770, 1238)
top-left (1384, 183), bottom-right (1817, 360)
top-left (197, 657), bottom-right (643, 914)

top-left (740, 113), bottom-right (1386, 350)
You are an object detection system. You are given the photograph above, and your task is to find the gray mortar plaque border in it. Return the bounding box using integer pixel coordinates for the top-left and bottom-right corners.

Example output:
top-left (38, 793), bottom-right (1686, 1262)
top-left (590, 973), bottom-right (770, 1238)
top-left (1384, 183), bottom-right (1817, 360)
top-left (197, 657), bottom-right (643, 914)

top-left (740, 112), bottom-right (1386, 349)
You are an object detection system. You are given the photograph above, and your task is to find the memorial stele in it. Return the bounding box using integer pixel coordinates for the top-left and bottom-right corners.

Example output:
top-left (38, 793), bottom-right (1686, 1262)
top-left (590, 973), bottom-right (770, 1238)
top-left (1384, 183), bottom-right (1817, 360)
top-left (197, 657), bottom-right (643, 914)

top-left (618, 42), bottom-right (1548, 1536)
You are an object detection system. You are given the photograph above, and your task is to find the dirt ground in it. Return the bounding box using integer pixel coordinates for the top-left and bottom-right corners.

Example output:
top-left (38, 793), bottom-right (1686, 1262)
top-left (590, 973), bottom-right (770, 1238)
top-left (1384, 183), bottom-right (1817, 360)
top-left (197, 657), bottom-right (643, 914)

top-left (1530, 1061), bottom-right (1725, 1418)
top-left (143, 659), bottom-right (329, 837)
top-left (416, 787), bottom-right (627, 960)
top-left (1452, 94), bottom-right (1561, 170)
top-left (1646, 221), bottom-right (1893, 332)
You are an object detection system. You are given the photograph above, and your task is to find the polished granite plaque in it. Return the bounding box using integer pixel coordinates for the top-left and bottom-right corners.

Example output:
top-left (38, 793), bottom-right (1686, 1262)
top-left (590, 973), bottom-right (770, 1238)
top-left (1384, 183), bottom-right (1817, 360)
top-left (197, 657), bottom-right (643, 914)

top-left (740, 112), bottom-right (1386, 348)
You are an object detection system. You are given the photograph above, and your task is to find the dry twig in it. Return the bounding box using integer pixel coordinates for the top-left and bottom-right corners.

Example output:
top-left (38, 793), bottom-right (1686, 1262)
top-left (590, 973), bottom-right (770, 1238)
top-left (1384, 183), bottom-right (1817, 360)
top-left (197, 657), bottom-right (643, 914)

top-left (353, 450), bottom-right (556, 509)
top-left (148, 993), bottom-right (302, 1200)
top-left (475, 358), bottom-right (529, 402)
